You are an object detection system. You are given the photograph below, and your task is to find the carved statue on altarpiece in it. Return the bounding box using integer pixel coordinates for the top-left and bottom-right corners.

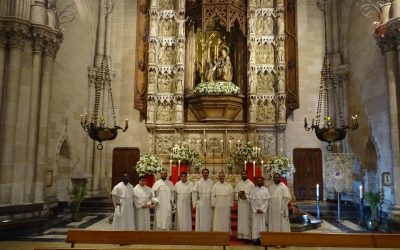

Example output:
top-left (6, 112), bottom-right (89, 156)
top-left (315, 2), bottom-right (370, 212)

top-left (215, 48), bottom-right (233, 82)
top-left (257, 71), bottom-right (275, 93)
top-left (278, 98), bottom-right (286, 122)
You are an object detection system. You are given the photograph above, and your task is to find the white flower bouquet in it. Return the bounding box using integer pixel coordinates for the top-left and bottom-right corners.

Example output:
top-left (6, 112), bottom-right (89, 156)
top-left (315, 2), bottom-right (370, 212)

top-left (265, 155), bottom-right (295, 177)
top-left (169, 142), bottom-right (202, 167)
top-left (234, 142), bottom-right (258, 163)
top-left (193, 81), bottom-right (240, 96)
top-left (135, 154), bottom-right (163, 176)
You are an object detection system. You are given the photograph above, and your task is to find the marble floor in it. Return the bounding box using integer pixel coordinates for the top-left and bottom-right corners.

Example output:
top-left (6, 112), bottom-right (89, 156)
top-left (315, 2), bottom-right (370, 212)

top-left (1, 200), bottom-right (398, 250)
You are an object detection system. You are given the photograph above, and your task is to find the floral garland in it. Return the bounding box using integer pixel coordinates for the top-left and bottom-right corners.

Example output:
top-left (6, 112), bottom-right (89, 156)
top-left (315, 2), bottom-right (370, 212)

top-left (193, 81), bottom-right (240, 96)
top-left (169, 142), bottom-right (202, 168)
top-left (233, 142), bottom-right (259, 163)
top-left (265, 155), bottom-right (295, 177)
top-left (135, 154), bottom-right (163, 176)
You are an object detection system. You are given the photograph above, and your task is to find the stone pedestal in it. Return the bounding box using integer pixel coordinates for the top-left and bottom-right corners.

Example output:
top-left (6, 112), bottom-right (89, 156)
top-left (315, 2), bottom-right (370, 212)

top-left (188, 95), bottom-right (244, 122)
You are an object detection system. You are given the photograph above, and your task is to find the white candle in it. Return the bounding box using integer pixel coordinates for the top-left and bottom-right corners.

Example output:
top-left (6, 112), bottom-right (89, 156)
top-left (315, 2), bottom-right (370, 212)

top-left (228, 140), bottom-right (232, 152)
top-left (160, 160), bottom-right (163, 168)
top-left (359, 185), bottom-right (363, 199)
top-left (253, 161), bottom-right (256, 177)
top-left (125, 119), bottom-right (128, 127)
top-left (80, 114), bottom-right (83, 124)
top-left (169, 159), bottom-right (172, 175)
top-left (244, 161), bottom-right (247, 171)
top-left (316, 184), bottom-right (320, 197)
top-left (178, 160), bottom-right (181, 174)
top-left (261, 160), bottom-right (264, 176)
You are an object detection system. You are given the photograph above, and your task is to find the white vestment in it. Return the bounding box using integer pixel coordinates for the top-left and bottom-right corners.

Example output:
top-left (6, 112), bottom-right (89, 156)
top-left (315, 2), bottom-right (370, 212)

top-left (192, 178), bottom-right (214, 231)
top-left (133, 184), bottom-right (153, 230)
top-left (175, 180), bottom-right (193, 231)
top-left (268, 182), bottom-right (291, 232)
top-left (235, 179), bottom-right (255, 239)
top-left (211, 181), bottom-right (234, 232)
top-left (249, 186), bottom-right (270, 239)
top-left (111, 182), bottom-right (135, 230)
top-left (152, 179), bottom-right (174, 230)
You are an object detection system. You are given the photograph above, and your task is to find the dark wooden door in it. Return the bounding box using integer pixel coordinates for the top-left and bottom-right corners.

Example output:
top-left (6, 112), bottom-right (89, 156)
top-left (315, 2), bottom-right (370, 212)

top-left (112, 147), bottom-right (140, 190)
top-left (293, 148), bottom-right (323, 200)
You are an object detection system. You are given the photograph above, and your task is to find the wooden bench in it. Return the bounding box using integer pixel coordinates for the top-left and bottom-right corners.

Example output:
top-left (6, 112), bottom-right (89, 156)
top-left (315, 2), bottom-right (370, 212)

top-left (261, 232), bottom-right (400, 249)
top-left (63, 229), bottom-right (230, 249)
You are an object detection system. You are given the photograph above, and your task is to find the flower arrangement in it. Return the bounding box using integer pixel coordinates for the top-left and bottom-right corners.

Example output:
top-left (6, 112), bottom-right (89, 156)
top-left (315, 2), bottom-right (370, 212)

top-left (135, 154), bottom-right (163, 176)
top-left (193, 81), bottom-right (240, 96)
top-left (265, 155), bottom-right (295, 177)
top-left (233, 142), bottom-right (259, 163)
top-left (169, 142), bottom-right (202, 167)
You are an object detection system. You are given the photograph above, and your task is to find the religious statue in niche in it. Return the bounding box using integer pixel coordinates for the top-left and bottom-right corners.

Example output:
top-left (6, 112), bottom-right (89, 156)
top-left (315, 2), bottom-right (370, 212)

top-left (159, 45), bottom-right (176, 65)
top-left (248, 68), bottom-right (257, 93)
top-left (277, 69), bottom-right (285, 92)
top-left (147, 100), bottom-right (155, 123)
top-left (249, 99), bottom-right (257, 123)
top-left (175, 100), bottom-right (183, 123)
top-left (159, 0), bottom-right (173, 9)
top-left (150, 13), bottom-right (158, 36)
top-left (197, 31), bottom-right (234, 83)
top-left (177, 42), bottom-right (185, 64)
top-left (277, 41), bottom-right (285, 63)
top-left (257, 71), bottom-right (275, 93)
top-left (277, 14), bottom-right (285, 35)
top-left (148, 70), bottom-right (156, 93)
top-left (148, 42), bottom-right (156, 64)
top-left (257, 101), bottom-right (276, 123)
top-left (263, 16), bottom-right (274, 34)
top-left (158, 72), bottom-right (173, 93)
top-left (257, 43), bottom-right (274, 64)
top-left (157, 102), bottom-right (172, 122)
top-left (175, 69), bottom-right (184, 93)
top-left (256, 0), bottom-right (273, 8)
top-left (278, 98), bottom-right (286, 122)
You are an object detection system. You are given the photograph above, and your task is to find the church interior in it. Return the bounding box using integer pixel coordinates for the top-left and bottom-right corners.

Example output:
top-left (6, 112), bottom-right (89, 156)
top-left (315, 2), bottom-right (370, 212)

top-left (1, 0), bottom-right (400, 249)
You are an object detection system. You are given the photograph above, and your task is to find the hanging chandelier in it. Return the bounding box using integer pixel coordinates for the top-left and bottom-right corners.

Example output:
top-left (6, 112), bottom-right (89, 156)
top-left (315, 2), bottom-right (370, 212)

top-left (304, 0), bottom-right (358, 151)
top-left (80, 0), bottom-right (128, 150)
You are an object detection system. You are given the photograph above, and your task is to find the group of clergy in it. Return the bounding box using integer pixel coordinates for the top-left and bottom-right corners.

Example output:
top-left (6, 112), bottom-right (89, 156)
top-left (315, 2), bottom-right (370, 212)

top-left (111, 169), bottom-right (291, 244)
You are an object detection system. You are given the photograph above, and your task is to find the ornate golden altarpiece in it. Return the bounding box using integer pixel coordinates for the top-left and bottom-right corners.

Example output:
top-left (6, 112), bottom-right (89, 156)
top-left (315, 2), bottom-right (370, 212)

top-left (134, 0), bottom-right (298, 174)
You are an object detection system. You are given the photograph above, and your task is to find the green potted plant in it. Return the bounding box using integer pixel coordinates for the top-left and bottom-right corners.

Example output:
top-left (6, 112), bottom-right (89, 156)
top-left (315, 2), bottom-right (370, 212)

top-left (70, 180), bottom-right (87, 222)
top-left (365, 191), bottom-right (380, 231)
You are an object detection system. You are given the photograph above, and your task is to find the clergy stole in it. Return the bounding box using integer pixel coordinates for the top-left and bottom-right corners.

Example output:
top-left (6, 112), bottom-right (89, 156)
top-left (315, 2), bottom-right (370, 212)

top-left (235, 179), bottom-right (255, 239)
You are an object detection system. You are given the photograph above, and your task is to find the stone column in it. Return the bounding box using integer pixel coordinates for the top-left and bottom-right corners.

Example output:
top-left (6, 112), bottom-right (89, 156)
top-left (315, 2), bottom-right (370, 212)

top-left (0, 30), bottom-right (7, 126)
top-left (390, 0), bottom-right (400, 19)
top-left (34, 41), bottom-right (57, 202)
top-left (388, 41), bottom-right (400, 221)
top-left (30, 0), bottom-right (48, 25)
top-left (24, 33), bottom-right (44, 203)
top-left (381, 2), bottom-right (392, 24)
top-left (0, 29), bottom-right (25, 204)
top-left (94, 1), bottom-right (106, 67)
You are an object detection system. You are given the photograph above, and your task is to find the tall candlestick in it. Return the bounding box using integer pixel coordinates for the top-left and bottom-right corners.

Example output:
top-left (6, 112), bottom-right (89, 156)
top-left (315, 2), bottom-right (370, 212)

top-left (204, 139), bottom-right (207, 153)
top-left (316, 184), bottom-right (320, 198)
top-left (261, 160), bottom-right (264, 176)
top-left (169, 160), bottom-right (172, 175)
top-left (359, 185), bottom-right (363, 199)
top-left (253, 161), bottom-right (256, 177)
top-left (244, 161), bottom-right (247, 171)
top-left (178, 160), bottom-right (181, 174)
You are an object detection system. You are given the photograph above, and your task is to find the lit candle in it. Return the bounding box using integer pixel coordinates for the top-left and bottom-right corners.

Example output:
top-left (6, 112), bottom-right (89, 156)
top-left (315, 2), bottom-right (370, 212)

top-left (169, 159), bottom-right (172, 175)
top-left (229, 140), bottom-right (232, 152)
top-left (261, 160), bottom-right (264, 176)
top-left (316, 184), bottom-right (320, 197)
top-left (204, 139), bottom-right (207, 152)
top-left (359, 185), bottom-right (363, 199)
top-left (125, 119), bottom-right (128, 127)
top-left (80, 114), bottom-right (83, 124)
top-left (244, 161), bottom-right (247, 171)
top-left (253, 161), bottom-right (256, 177)
top-left (84, 113), bottom-right (88, 122)
top-left (178, 160), bottom-right (181, 174)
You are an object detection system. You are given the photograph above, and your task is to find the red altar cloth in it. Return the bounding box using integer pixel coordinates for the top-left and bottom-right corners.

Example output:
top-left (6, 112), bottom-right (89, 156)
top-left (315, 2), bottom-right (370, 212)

top-left (170, 164), bottom-right (187, 184)
top-left (245, 164), bottom-right (261, 184)
top-left (146, 174), bottom-right (155, 188)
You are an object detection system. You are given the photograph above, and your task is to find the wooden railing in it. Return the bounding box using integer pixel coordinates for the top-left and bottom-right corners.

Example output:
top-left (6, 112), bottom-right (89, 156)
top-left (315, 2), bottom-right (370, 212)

top-left (261, 232), bottom-right (400, 249)
top-left (56, 229), bottom-right (231, 249)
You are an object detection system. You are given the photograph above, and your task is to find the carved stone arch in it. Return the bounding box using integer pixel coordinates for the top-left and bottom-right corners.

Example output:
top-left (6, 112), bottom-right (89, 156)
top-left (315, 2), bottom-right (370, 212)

top-left (364, 134), bottom-right (378, 173)
top-left (55, 133), bottom-right (73, 202)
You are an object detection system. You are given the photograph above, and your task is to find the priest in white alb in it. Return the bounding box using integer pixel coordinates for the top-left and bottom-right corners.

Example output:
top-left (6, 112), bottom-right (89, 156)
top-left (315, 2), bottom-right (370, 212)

top-left (249, 176), bottom-right (270, 244)
top-left (268, 173), bottom-right (291, 232)
top-left (211, 172), bottom-right (234, 232)
top-left (174, 172), bottom-right (193, 231)
top-left (235, 170), bottom-right (255, 240)
top-left (152, 171), bottom-right (174, 230)
top-left (111, 174), bottom-right (135, 230)
top-left (192, 168), bottom-right (214, 231)
top-left (133, 175), bottom-right (155, 230)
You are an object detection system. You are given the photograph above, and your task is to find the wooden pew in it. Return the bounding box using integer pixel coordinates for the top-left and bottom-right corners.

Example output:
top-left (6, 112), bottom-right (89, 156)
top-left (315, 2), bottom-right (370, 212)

top-left (63, 229), bottom-right (230, 249)
top-left (261, 232), bottom-right (400, 249)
